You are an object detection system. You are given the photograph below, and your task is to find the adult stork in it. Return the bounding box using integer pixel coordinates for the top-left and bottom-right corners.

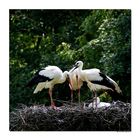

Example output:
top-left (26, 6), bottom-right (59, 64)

top-left (26, 65), bottom-right (69, 108)
top-left (68, 68), bottom-right (83, 104)
top-left (71, 61), bottom-right (121, 106)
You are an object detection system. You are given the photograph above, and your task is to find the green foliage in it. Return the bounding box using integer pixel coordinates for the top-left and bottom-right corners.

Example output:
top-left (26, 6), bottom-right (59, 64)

top-left (10, 10), bottom-right (131, 109)
top-left (99, 92), bottom-right (112, 102)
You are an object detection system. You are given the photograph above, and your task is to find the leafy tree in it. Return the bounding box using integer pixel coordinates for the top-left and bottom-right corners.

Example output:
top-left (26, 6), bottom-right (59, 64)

top-left (76, 10), bottom-right (131, 101)
top-left (10, 9), bottom-right (131, 110)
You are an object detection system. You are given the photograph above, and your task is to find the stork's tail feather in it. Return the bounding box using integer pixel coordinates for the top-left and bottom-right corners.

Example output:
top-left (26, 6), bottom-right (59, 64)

top-left (26, 74), bottom-right (51, 88)
top-left (106, 76), bottom-right (122, 94)
top-left (98, 72), bottom-right (122, 94)
top-left (26, 77), bottom-right (37, 87)
top-left (26, 75), bottom-right (42, 87)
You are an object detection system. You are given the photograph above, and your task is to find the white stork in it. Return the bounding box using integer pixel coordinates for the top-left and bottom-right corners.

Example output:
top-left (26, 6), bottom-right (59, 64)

top-left (84, 97), bottom-right (111, 109)
top-left (68, 68), bottom-right (83, 104)
top-left (71, 61), bottom-right (121, 107)
top-left (27, 65), bottom-right (69, 108)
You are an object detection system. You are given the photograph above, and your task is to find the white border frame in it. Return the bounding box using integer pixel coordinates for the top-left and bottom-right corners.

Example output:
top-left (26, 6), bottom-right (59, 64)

top-left (1, 0), bottom-right (140, 139)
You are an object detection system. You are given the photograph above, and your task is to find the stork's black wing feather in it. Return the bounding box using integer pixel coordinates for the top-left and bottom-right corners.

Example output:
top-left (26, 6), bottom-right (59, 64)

top-left (90, 72), bottom-right (116, 91)
top-left (90, 72), bottom-right (124, 101)
top-left (26, 70), bottom-right (53, 87)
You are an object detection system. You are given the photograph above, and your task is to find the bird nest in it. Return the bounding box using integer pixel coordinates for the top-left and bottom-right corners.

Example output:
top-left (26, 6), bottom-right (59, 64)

top-left (10, 101), bottom-right (131, 131)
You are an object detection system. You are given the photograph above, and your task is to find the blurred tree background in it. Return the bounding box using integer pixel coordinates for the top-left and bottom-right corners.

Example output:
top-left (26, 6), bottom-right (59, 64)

top-left (10, 10), bottom-right (131, 110)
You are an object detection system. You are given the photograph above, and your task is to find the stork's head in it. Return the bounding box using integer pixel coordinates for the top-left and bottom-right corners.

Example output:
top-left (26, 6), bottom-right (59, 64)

top-left (71, 61), bottom-right (83, 72)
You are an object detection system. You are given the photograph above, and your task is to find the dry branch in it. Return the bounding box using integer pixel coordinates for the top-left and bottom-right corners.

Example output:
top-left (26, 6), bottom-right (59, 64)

top-left (10, 101), bottom-right (131, 131)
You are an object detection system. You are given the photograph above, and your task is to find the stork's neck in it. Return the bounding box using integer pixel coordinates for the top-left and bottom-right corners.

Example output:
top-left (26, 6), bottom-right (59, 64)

top-left (77, 63), bottom-right (85, 81)
top-left (59, 71), bottom-right (69, 83)
top-left (78, 63), bottom-right (83, 74)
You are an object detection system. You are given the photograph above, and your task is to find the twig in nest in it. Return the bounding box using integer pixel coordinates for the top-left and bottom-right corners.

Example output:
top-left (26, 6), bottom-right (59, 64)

top-left (10, 101), bottom-right (131, 131)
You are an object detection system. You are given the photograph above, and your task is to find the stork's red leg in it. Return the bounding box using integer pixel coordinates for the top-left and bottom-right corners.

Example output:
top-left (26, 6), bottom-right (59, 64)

top-left (92, 91), bottom-right (94, 108)
top-left (92, 90), bottom-right (97, 109)
top-left (95, 91), bottom-right (97, 109)
top-left (71, 90), bottom-right (73, 103)
top-left (69, 78), bottom-right (74, 104)
top-left (76, 75), bottom-right (80, 105)
top-left (69, 83), bottom-right (73, 103)
top-left (78, 90), bottom-right (80, 105)
top-left (48, 89), bottom-right (56, 109)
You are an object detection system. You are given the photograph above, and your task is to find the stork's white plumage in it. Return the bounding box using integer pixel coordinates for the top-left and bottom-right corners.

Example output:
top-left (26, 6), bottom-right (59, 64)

top-left (68, 68), bottom-right (83, 104)
top-left (86, 97), bottom-right (111, 109)
top-left (27, 65), bottom-right (69, 108)
top-left (72, 61), bottom-right (121, 106)
top-left (72, 61), bottom-right (121, 93)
